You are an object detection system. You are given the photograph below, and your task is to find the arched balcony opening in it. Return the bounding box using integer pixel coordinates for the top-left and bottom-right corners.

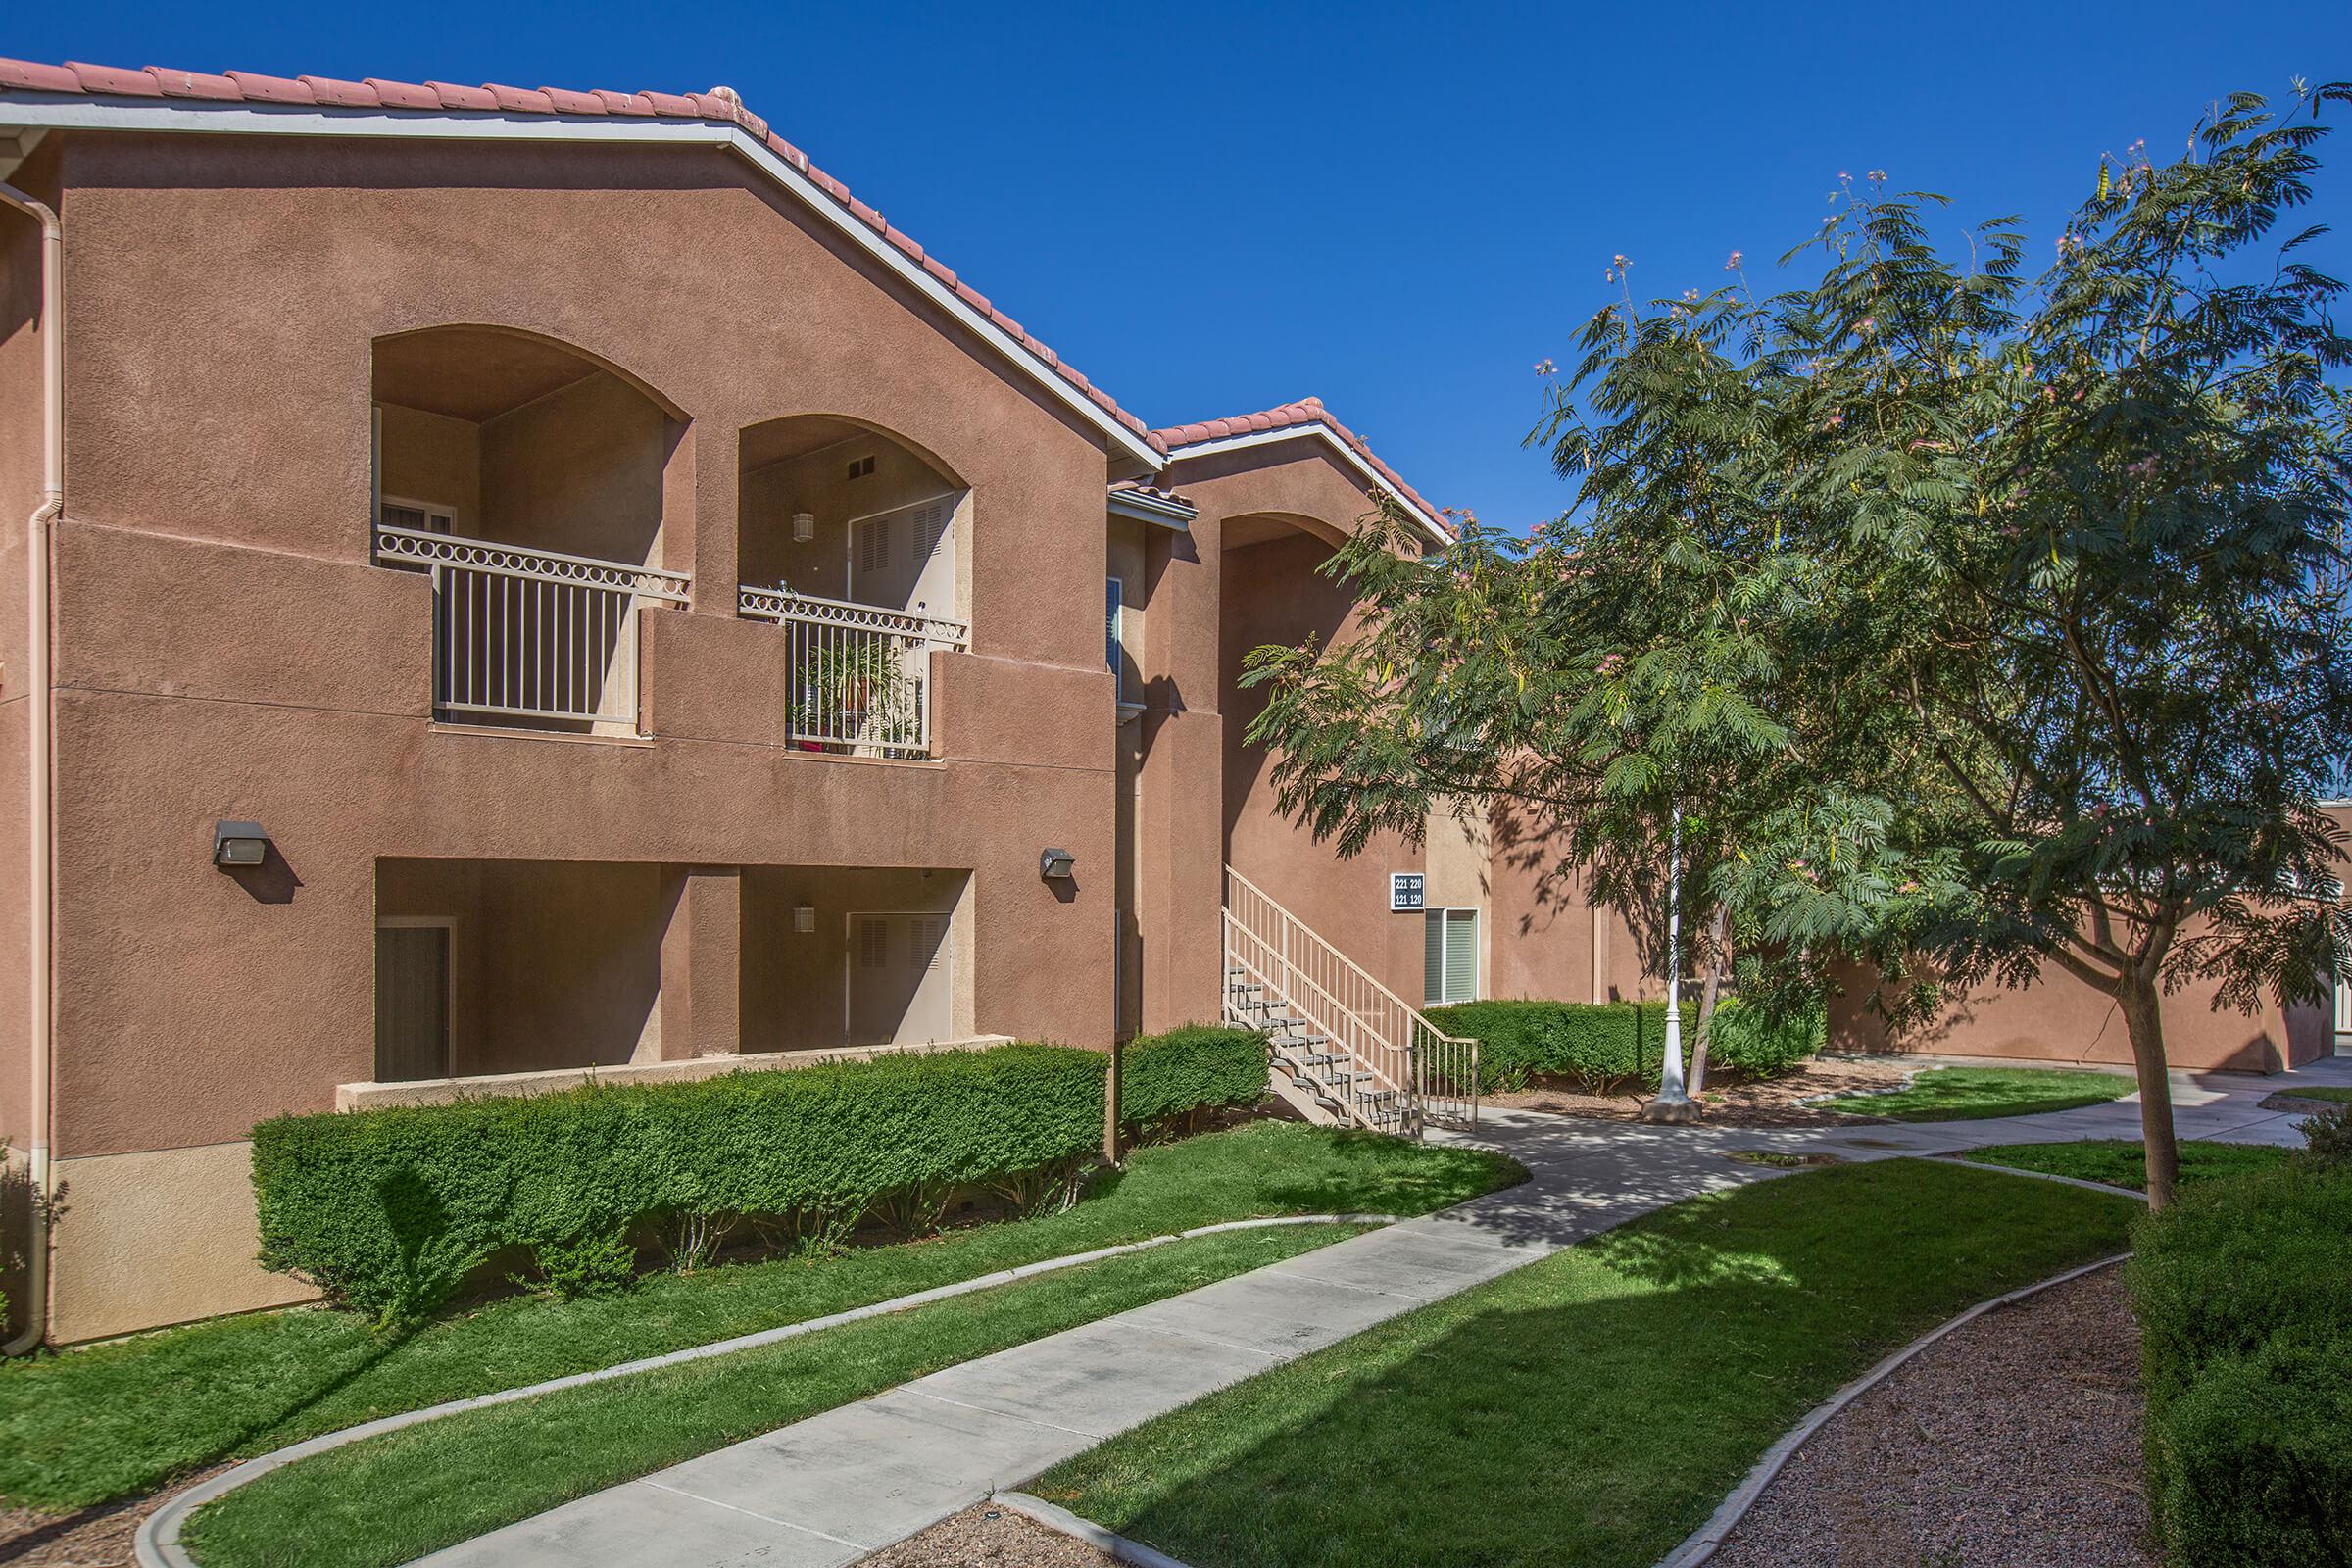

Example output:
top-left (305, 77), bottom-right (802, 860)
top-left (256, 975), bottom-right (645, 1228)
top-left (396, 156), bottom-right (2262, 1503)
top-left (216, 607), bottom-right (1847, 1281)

top-left (369, 326), bottom-right (688, 735)
top-left (735, 416), bottom-right (971, 758)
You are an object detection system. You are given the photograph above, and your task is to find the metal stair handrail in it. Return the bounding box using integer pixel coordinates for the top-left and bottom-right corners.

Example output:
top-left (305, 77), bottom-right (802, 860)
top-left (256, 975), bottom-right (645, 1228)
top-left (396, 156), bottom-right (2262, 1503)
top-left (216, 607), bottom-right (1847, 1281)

top-left (1225, 918), bottom-right (1406, 1096)
top-left (1222, 863), bottom-right (1480, 1134)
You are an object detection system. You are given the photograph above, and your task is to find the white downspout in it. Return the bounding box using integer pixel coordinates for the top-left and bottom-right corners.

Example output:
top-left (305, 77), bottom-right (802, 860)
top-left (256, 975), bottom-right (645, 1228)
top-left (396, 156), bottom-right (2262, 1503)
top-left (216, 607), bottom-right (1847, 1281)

top-left (3, 180), bottom-right (60, 1356)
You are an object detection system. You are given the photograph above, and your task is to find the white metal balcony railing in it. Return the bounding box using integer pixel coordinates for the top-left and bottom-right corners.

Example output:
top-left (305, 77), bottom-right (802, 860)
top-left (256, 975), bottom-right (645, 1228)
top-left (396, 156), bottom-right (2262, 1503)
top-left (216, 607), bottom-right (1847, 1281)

top-left (737, 585), bottom-right (970, 758)
top-left (375, 523), bottom-right (690, 729)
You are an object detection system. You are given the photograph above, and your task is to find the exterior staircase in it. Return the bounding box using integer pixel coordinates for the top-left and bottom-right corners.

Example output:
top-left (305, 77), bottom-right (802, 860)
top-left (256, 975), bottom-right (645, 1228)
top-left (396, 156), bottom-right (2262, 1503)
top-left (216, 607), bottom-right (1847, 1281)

top-left (1221, 864), bottom-right (1479, 1139)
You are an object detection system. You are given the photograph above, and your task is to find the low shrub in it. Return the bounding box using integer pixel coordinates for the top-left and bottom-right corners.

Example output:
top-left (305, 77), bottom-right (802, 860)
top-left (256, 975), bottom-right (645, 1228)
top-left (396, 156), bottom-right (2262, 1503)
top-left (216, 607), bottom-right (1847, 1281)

top-left (2297, 1102), bottom-right (2352, 1166)
top-left (1425, 998), bottom-right (1819, 1094)
top-left (2152, 1327), bottom-right (2352, 1564)
top-left (1705, 999), bottom-right (1826, 1079)
top-left (1121, 1027), bottom-right (1269, 1137)
top-left (1423, 1000), bottom-right (1680, 1093)
top-left (520, 1227), bottom-right (638, 1301)
top-left (2129, 1161), bottom-right (2352, 1563)
top-left (253, 1043), bottom-right (1107, 1324)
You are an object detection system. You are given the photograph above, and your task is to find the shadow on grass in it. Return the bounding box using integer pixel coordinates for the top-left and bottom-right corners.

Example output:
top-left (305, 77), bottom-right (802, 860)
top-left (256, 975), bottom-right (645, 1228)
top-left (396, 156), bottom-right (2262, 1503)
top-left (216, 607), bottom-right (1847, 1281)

top-left (1042, 1160), bottom-right (2140, 1568)
top-left (1246, 1129), bottom-right (1528, 1217)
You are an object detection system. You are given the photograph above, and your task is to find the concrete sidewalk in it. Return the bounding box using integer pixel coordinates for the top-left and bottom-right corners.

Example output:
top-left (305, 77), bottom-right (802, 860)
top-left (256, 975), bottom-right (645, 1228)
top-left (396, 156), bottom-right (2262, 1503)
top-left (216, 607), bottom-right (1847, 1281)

top-left (412, 1055), bottom-right (2340, 1567)
top-left (414, 1124), bottom-right (1768, 1567)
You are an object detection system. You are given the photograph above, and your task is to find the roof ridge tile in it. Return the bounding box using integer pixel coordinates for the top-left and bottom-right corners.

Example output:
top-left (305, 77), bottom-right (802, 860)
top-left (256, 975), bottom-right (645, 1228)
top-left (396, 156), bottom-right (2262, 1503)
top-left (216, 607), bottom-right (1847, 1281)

top-left (1152, 399), bottom-right (1451, 537)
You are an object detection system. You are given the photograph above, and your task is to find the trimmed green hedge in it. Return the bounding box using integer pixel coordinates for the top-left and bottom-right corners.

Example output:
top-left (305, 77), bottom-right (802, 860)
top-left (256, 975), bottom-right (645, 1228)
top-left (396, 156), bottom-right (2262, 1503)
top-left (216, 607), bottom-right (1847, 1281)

top-left (255, 1044), bottom-right (1107, 1324)
top-left (1120, 1027), bottom-right (1269, 1133)
top-left (2129, 1161), bottom-right (2352, 1563)
top-left (1424, 998), bottom-right (1822, 1093)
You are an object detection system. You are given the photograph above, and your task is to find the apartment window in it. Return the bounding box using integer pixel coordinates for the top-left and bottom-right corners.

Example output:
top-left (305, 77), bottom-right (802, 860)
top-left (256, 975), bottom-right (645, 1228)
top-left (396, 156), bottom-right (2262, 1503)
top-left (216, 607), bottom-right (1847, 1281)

top-left (1423, 907), bottom-right (1479, 1006)
top-left (379, 497), bottom-right (454, 536)
top-left (1105, 577), bottom-right (1124, 680)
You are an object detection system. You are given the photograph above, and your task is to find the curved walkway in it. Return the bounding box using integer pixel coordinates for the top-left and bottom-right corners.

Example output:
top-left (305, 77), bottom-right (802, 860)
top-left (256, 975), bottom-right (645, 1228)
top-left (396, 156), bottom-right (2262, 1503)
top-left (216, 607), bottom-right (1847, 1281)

top-left (270, 1057), bottom-right (2340, 1568)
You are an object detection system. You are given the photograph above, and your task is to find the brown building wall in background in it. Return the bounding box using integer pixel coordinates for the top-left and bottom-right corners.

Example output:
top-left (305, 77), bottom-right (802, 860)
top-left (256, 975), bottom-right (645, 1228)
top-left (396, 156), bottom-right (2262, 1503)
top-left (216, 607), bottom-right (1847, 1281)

top-left (1828, 950), bottom-right (2332, 1075)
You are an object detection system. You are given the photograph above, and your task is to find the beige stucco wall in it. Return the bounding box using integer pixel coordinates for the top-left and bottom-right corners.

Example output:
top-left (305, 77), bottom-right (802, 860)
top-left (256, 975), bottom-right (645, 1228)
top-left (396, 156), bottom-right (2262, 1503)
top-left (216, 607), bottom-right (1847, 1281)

top-left (375, 403), bottom-right (483, 533)
top-left (1482, 804), bottom-right (1657, 1004)
top-left (46, 1140), bottom-right (316, 1345)
top-left (740, 865), bottom-right (972, 1052)
top-left (1172, 440), bottom-right (1437, 1011)
top-left (738, 425), bottom-right (964, 619)
top-left (377, 858), bottom-right (666, 1076)
top-left (479, 369), bottom-right (671, 570)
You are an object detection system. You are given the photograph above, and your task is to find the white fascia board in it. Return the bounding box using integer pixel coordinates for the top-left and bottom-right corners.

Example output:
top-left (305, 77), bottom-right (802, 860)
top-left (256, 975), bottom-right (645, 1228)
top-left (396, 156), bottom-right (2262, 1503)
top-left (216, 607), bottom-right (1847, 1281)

top-left (1158, 424), bottom-right (1451, 546)
top-left (0, 92), bottom-right (1165, 473)
top-left (1106, 490), bottom-right (1196, 531)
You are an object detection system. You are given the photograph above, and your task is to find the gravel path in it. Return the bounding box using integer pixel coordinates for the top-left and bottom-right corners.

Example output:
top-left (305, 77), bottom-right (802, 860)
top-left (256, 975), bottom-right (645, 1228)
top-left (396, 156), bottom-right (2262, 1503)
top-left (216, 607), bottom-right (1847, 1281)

top-left (0, 1466), bottom-right (227, 1568)
top-left (859, 1503), bottom-right (1114, 1567)
top-left (1713, 1264), bottom-right (2154, 1568)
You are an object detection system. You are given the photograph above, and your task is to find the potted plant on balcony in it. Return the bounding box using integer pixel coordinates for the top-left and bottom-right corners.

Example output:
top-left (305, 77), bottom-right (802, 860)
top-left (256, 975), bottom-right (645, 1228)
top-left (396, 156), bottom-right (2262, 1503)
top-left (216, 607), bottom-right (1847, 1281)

top-left (795, 638), bottom-right (915, 751)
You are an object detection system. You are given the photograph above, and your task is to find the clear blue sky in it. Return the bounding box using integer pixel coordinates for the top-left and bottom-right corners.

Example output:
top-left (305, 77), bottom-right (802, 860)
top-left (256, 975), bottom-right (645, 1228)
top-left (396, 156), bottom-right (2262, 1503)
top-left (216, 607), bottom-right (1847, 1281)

top-left (12, 2), bottom-right (2349, 529)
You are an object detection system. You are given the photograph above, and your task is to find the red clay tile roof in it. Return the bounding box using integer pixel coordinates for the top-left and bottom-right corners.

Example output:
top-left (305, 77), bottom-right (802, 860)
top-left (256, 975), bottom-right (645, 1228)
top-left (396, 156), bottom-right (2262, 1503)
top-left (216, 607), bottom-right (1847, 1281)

top-left (0, 59), bottom-right (1454, 530)
top-left (0, 57), bottom-right (1158, 449)
top-left (1152, 397), bottom-right (1452, 538)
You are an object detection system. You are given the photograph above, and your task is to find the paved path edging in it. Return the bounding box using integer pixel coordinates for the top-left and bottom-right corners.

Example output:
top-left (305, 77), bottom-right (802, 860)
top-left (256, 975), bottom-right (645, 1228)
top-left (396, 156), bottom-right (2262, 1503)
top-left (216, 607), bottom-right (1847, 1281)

top-left (994, 1492), bottom-right (1196, 1568)
top-left (131, 1213), bottom-right (1404, 1568)
top-left (1651, 1250), bottom-right (2134, 1568)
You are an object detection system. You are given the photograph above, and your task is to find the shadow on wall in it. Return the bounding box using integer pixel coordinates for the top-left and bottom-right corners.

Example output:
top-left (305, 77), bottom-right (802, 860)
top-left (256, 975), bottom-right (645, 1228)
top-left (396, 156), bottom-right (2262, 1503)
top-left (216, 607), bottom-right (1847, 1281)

top-left (222, 842), bottom-right (304, 906)
top-left (0, 1148), bottom-right (29, 1342)
top-left (1218, 523), bottom-right (1359, 855)
top-left (1830, 958), bottom-right (2312, 1073)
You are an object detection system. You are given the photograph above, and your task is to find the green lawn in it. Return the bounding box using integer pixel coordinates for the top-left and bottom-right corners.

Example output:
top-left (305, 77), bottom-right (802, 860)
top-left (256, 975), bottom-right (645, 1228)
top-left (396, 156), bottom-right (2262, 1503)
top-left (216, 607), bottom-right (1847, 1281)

top-left (184, 1225), bottom-right (1359, 1568)
top-left (1963, 1139), bottom-right (2292, 1191)
top-left (1816, 1065), bottom-right (2134, 1122)
top-left (2273, 1084), bottom-right (2352, 1103)
top-left (0, 1122), bottom-right (1522, 1513)
top-left (1035, 1159), bottom-right (2140, 1568)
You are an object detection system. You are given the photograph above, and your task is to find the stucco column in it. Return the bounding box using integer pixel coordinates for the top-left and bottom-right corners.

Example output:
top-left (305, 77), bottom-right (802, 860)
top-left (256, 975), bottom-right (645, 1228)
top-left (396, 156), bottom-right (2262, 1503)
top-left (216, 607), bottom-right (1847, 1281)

top-left (658, 865), bottom-right (743, 1060)
top-left (687, 419), bottom-right (738, 614)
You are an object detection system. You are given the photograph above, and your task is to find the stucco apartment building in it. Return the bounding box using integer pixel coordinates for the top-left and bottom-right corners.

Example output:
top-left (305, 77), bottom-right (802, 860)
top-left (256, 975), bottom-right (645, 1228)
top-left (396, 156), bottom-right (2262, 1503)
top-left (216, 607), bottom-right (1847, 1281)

top-left (0, 57), bottom-right (1681, 1346)
top-left (0, 59), bottom-right (2334, 1348)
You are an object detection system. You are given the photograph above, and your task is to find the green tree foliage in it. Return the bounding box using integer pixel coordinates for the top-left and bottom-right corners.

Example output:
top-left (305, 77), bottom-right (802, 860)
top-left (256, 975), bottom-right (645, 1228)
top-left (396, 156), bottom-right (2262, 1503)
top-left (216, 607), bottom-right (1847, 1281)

top-left (1247, 85), bottom-right (2352, 1206)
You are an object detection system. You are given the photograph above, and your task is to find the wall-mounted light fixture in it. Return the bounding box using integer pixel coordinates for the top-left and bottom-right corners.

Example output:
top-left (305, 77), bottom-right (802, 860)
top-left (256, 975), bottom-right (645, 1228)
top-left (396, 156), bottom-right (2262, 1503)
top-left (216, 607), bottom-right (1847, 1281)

top-left (791, 511), bottom-right (817, 543)
top-left (793, 904), bottom-right (816, 934)
top-left (213, 819), bottom-right (270, 868)
top-left (1039, 847), bottom-right (1076, 881)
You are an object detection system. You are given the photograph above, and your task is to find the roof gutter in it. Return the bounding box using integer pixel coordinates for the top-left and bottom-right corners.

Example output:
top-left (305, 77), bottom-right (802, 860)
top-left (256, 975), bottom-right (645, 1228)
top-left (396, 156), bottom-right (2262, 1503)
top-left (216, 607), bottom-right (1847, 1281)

top-left (1, 178), bottom-right (58, 1356)
top-left (1157, 425), bottom-right (1453, 547)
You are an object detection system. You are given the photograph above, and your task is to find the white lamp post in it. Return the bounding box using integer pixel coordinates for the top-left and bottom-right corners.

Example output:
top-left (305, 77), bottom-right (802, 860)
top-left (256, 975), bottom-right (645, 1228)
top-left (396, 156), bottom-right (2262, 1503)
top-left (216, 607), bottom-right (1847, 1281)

top-left (1642, 804), bottom-right (1700, 1123)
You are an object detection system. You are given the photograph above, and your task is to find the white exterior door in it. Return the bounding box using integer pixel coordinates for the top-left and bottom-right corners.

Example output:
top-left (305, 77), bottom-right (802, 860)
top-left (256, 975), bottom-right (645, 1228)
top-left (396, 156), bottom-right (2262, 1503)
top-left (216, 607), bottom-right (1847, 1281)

top-left (847, 911), bottom-right (954, 1047)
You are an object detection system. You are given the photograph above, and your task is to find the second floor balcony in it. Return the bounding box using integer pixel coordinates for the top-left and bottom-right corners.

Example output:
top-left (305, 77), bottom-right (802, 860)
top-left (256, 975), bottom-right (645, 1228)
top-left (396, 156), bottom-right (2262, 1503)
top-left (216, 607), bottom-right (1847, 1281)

top-left (370, 330), bottom-right (973, 755)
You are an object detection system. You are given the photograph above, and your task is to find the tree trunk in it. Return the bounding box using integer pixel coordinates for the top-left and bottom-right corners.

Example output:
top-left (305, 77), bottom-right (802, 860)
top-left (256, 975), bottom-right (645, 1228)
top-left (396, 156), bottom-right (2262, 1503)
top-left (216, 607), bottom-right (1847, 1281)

top-left (1689, 906), bottom-right (1731, 1097)
top-left (1102, 1039), bottom-right (1124, 1165)
top-left (2117, 974), bottom-right (2180, 1209)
